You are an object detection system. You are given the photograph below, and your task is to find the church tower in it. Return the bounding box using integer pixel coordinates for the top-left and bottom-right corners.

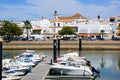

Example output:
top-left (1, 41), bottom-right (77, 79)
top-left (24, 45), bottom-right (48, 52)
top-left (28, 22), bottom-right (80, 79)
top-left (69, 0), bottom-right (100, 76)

top-left (54, 10), bottom-right (58, 19)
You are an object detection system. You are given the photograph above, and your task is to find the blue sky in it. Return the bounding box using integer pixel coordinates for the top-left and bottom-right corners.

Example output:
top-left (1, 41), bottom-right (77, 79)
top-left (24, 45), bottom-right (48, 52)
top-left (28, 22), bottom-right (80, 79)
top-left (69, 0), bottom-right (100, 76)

top-left (0, 0), bottom-right (120, 22)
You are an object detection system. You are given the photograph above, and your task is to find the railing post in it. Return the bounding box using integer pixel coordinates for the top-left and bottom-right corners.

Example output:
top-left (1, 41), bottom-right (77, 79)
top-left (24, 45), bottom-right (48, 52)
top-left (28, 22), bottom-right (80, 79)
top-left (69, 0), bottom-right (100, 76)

top-left (79, 38), bottom-right (82, 56)
top-left (0, 38), bottom-right (3, 79)
top-left (58, 37), bottom-right (60, 58)
top-left (53, 38), bottom-right (57, 63)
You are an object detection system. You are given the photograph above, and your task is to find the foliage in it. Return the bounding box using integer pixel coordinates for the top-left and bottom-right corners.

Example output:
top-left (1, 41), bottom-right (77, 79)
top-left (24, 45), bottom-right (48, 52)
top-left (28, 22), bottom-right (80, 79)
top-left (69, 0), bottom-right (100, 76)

top-left (0, 20), bottom-right (22, 37)
top-left (23, 20), bottom-right (32, 39)
top-left (58, 26), bottom-right (75, 35)
top-left (23, 20), bottom-right (32, 29)
top-left (97, 15), bottom-right (100, 20)
top-left (100, 29), bottom-right (105, 38)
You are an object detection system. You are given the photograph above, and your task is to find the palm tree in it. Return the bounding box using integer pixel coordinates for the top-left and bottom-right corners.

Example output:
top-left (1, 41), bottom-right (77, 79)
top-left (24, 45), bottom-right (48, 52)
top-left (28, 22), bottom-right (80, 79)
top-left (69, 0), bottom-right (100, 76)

top-left (100, 29), bottom-right (105, 38)
top-left (97, 15), bottom-right (100, 20)
top-left (23, 20), bottom-right (32, 40)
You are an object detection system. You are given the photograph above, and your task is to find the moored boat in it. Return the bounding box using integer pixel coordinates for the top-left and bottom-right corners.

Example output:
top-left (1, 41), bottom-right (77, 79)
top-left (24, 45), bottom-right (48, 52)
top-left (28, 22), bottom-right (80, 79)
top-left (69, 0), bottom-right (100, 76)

top-left (4, 70), bottom-right (25, 76)
top-left (50, 60), bottom-right (93, 76)
top-left (50, 52), bottom-right (100, 76)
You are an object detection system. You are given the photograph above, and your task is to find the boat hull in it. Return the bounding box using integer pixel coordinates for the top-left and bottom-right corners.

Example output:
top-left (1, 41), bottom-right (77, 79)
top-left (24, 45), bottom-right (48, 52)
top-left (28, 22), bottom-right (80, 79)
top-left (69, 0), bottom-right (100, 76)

top-left (50, 66), bottom-right (93, 76)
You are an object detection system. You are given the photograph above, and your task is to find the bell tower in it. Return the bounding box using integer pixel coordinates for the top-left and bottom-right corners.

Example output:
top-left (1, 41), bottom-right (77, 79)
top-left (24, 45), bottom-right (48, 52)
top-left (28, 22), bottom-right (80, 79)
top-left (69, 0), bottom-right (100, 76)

top-left (54, 10), bottom-right (58, 19)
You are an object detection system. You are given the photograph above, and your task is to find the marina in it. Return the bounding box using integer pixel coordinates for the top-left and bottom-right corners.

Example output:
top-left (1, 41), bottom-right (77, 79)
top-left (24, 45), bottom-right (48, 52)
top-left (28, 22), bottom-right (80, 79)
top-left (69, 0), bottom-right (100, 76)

top-left (2, 50), bottom-right (120, 80)
top-left (0, 0), bottom-right (120, 80)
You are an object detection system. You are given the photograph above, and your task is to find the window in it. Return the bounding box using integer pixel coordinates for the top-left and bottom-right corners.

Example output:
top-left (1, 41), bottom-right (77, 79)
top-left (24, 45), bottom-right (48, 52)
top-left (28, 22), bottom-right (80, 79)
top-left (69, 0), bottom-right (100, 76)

top-left (58, 23), bottom-right (60, 27)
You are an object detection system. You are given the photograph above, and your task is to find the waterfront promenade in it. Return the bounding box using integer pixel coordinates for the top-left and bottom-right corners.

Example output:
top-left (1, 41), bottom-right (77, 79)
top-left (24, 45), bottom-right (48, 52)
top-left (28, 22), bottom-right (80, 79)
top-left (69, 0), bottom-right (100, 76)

top-left (3, 40), bottom-right (120, 50)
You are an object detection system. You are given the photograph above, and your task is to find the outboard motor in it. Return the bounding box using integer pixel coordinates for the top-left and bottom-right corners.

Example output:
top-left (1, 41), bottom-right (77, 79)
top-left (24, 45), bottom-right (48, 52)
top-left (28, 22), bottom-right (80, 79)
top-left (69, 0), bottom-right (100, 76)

top-left (86, 60), bottom-right (100, 75)
top-left (92, 67), bottom-right (100, 75)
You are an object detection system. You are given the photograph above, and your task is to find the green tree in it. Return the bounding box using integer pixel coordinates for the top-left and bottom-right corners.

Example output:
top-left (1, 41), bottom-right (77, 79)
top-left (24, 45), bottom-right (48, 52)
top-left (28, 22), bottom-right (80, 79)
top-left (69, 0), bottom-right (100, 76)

top-left (100, 29), bottom-right (105, 38)
top-left (0, 20), bottom-right (22, 38)
top-left (58, 26), bottom-right (75, 35)
top-left (11, 23), bottom-right (23, 36)
top-left (23, 20), bottom-right (32, 40)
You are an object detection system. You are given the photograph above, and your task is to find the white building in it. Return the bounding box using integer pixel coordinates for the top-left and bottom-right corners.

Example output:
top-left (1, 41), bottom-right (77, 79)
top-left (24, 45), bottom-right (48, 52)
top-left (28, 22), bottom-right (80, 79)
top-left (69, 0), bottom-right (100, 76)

top-left (17, 12), bottom-right (118, 39)
top-left (50, 13), bottom-right (115, 39)
top-left (18, 17), bottom-right (51, 38)
top-left (31, 17), bottom-right (51, 34)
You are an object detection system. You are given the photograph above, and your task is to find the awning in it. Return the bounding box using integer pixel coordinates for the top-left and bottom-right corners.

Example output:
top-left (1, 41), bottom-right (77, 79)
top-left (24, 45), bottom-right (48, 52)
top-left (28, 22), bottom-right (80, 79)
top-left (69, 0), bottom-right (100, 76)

top-left (33, 28), bottom-right (42, 30)
top-left (78, 33), bottom-right (100, 37)
top-left (78, 33), bottom-right (88, 37)
top-left (89, 34), bottom-right (100, 36)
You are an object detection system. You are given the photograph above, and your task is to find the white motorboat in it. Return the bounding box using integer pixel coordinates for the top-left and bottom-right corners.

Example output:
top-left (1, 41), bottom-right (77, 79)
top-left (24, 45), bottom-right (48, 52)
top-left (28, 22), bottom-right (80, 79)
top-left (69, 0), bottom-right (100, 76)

top-left (50, 60), bottom-right (93, 76)
top-left (3, 59), bottom-right (30, 72)
top-left (2, 59), bottom-right (12, 66)
top-left (50, 52), bottom-right (100, 76)
top-left (57, 52), bottom-right (81, 61)
top-left (4, 70), bottom-right (25, 76)
top-left (2, 73), bottom-right (22, 80)
top-left (3, 64), bottom-right (30, 72)
top-left (17, 51), bottom-right (44, 63)
top-left (16, 58), bottom-right (36, 67)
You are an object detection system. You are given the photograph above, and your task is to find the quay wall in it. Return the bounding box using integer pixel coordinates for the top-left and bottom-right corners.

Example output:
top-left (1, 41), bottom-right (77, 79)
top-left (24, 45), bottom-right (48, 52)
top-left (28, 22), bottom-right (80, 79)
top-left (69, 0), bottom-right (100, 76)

top-left (2, 40), bottom-right (120, 50)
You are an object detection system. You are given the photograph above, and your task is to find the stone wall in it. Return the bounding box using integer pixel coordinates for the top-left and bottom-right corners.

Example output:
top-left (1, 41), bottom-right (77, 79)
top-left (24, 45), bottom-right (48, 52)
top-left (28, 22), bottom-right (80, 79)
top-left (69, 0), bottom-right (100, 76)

top-left (3, 40), bottom-right (120, 50)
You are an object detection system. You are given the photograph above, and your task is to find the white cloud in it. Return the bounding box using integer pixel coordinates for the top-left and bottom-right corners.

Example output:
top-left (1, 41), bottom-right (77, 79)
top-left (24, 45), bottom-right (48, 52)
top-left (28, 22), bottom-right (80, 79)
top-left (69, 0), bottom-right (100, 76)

top-left (0, 0), bottom-right (120, 21)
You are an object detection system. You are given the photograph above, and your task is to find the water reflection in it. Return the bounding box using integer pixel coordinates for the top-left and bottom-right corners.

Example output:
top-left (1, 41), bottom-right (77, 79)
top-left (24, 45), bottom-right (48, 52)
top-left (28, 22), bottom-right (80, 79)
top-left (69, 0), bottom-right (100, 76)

top-left (118, 58), bottom-right (120, 70)
top-left (100, 58), bottom-right (105, 68)
top-left (2, 50), bottom-right (120, 80)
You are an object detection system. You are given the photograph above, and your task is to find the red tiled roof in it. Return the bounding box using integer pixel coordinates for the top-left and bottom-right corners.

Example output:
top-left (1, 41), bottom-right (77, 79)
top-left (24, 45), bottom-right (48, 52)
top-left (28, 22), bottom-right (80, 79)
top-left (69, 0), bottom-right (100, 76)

top-left (50, 13), bottom-right (85, 23)
top-left (72, 13), bottom-right (84, 19)
top-left (58, 13), bottom-right (84, 20)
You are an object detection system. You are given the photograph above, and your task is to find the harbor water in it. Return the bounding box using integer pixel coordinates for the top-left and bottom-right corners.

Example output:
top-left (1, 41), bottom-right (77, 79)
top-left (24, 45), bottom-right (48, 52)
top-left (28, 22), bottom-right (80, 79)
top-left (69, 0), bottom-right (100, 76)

top-left (3, 50), bottom-right (120, 80)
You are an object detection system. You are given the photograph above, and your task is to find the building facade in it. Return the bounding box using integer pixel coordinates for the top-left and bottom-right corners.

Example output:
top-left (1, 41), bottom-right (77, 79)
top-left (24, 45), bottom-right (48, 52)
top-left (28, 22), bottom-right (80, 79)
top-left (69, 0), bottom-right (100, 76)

top-left (17, 12), bottom-right (119, 39)
top-left (50, 12), bottom-right (115, 39)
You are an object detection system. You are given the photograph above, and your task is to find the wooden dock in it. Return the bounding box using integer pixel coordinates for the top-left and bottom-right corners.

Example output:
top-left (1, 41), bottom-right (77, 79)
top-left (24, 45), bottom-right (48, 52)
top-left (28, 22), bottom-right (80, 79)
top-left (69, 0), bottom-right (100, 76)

top-left (22, 56), bottom-right (51, 80)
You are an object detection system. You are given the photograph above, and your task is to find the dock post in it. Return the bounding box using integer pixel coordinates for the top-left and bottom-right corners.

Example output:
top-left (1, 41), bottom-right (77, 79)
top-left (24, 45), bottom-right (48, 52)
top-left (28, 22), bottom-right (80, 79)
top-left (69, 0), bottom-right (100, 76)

top-left (50, 58), bottom-right (53, 65)
top-left (58, 37), bottom-right (60, 58)
top-left (79, 38), bottom-right (82, 56)
top-left (0, 38), bottom-right (3, 79)
top-left (53, 38), bottom-right (57, 63)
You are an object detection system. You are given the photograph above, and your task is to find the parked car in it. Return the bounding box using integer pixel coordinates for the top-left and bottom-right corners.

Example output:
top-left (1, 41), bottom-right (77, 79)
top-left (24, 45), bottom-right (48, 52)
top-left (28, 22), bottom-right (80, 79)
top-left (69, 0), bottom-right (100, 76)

top-left (112, 37), bottom-right (120, 41)
top-left (84, 37), bottom-right (96, 41)
top-left (34, 37), bottom-right (48, 41)
top-left (20, 37), bottom-right (33, 41)
top-left (3, 37), bottom-right (14, 41)
top-left (61, 37), bottom-right (77, 41)
top-left (98, 38), bottom-right (104, 41)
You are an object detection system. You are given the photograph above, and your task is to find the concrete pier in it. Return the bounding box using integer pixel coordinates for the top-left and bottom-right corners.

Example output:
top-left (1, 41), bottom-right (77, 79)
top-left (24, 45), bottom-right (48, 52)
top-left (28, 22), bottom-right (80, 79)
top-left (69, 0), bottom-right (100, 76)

top-left (22, 56), bottom-right (51, 80)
